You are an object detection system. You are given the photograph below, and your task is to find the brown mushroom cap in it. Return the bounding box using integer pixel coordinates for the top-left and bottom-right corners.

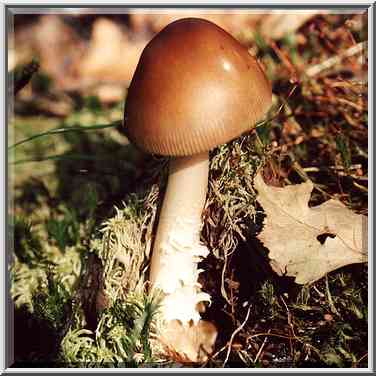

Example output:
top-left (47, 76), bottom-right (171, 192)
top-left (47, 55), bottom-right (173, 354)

top-left (124, 18), bottom-right (272, 156)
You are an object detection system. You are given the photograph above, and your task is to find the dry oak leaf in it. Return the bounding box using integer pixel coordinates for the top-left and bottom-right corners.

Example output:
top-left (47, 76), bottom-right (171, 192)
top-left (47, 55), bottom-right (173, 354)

top-left (254, 172), bottom-right (367, 284)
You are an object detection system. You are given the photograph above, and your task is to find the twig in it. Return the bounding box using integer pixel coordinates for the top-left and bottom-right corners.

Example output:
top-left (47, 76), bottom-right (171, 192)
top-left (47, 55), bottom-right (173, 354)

top-left (313, 285), bottom-right (325, 298)
top-left (290, 159), bottom-right (336, 200)
top-left (223, 305), bottom-right (252, 367)
top-left (306, 42), bottom-right (366, 78)
top-left (303, 165), bottom-right (368, 181)
top-left (247, 331), bottom-right (321, 361)
top-left (353, 352), bottom-right (368, 367)
top-left (252, 329), bottom-right (271, 364)
top-left (269, 40), bottom-right (299, 83)
top-left (280, 295), bottom-right (296, 359)
top-left (247, 332), bottom-right (301, 341)
top-left (353, 181), bottom-right (368, 193)
top-left (255, 84), bottom-right (298, 129)
top-left (325, 275), bottom-right (339, 316)
top-left (211, 344), bottom-right (227, 360)
top-left (220, 251), bottom-right (231, 305)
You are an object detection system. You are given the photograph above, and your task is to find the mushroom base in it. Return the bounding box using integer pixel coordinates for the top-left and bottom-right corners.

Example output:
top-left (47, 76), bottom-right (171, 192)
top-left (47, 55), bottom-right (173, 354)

top-left (159, 319), bottom-right (217, 362)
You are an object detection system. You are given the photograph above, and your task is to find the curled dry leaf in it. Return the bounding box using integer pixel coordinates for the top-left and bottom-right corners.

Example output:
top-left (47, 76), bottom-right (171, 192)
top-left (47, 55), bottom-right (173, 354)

top-left (254, 172), bottom-right (367, 284)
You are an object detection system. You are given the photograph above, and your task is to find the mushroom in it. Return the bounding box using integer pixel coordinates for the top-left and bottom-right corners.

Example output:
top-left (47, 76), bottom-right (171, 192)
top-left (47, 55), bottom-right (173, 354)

top-left (124, 18), bottom-right (272, 361)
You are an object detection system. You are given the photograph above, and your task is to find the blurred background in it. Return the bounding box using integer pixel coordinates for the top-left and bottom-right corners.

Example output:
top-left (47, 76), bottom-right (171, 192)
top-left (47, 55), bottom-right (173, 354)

top-left (9, 10), bottom-right (323, 95)
top-left (9, 10), bottom-right (366, 104)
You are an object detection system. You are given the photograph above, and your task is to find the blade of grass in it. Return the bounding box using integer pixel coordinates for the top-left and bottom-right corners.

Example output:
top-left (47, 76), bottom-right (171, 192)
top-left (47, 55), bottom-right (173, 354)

top-left (9, 121), bottom-right (122, 150)
top-left (10, 153), bottom-right (117, 165)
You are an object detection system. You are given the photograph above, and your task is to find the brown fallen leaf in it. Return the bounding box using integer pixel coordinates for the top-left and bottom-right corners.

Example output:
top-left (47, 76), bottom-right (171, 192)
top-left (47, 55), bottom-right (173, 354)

top-left (254, 172), bottom-right (367, 284)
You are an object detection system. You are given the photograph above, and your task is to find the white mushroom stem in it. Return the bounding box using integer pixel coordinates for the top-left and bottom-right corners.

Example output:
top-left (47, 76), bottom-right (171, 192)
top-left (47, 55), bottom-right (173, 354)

top-left (150, 152), bottom-right (210, 325)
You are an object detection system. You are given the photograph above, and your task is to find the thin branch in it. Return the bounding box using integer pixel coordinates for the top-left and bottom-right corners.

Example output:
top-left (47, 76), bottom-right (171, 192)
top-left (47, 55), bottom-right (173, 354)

top-left (325, 275), bottom-right (339, 316)
top-left (247, 332), bottom-right (301, 341)
top-left (252, 329), bottom-right (271, 364)
top-left (223, 305), bottom-right (252, 367)
top-left (305, 42), bottom-right (366, 78)
top-left (353, 352), bottom-right (368, 367)
top-left (255, 84), bottom-right (299, 129)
